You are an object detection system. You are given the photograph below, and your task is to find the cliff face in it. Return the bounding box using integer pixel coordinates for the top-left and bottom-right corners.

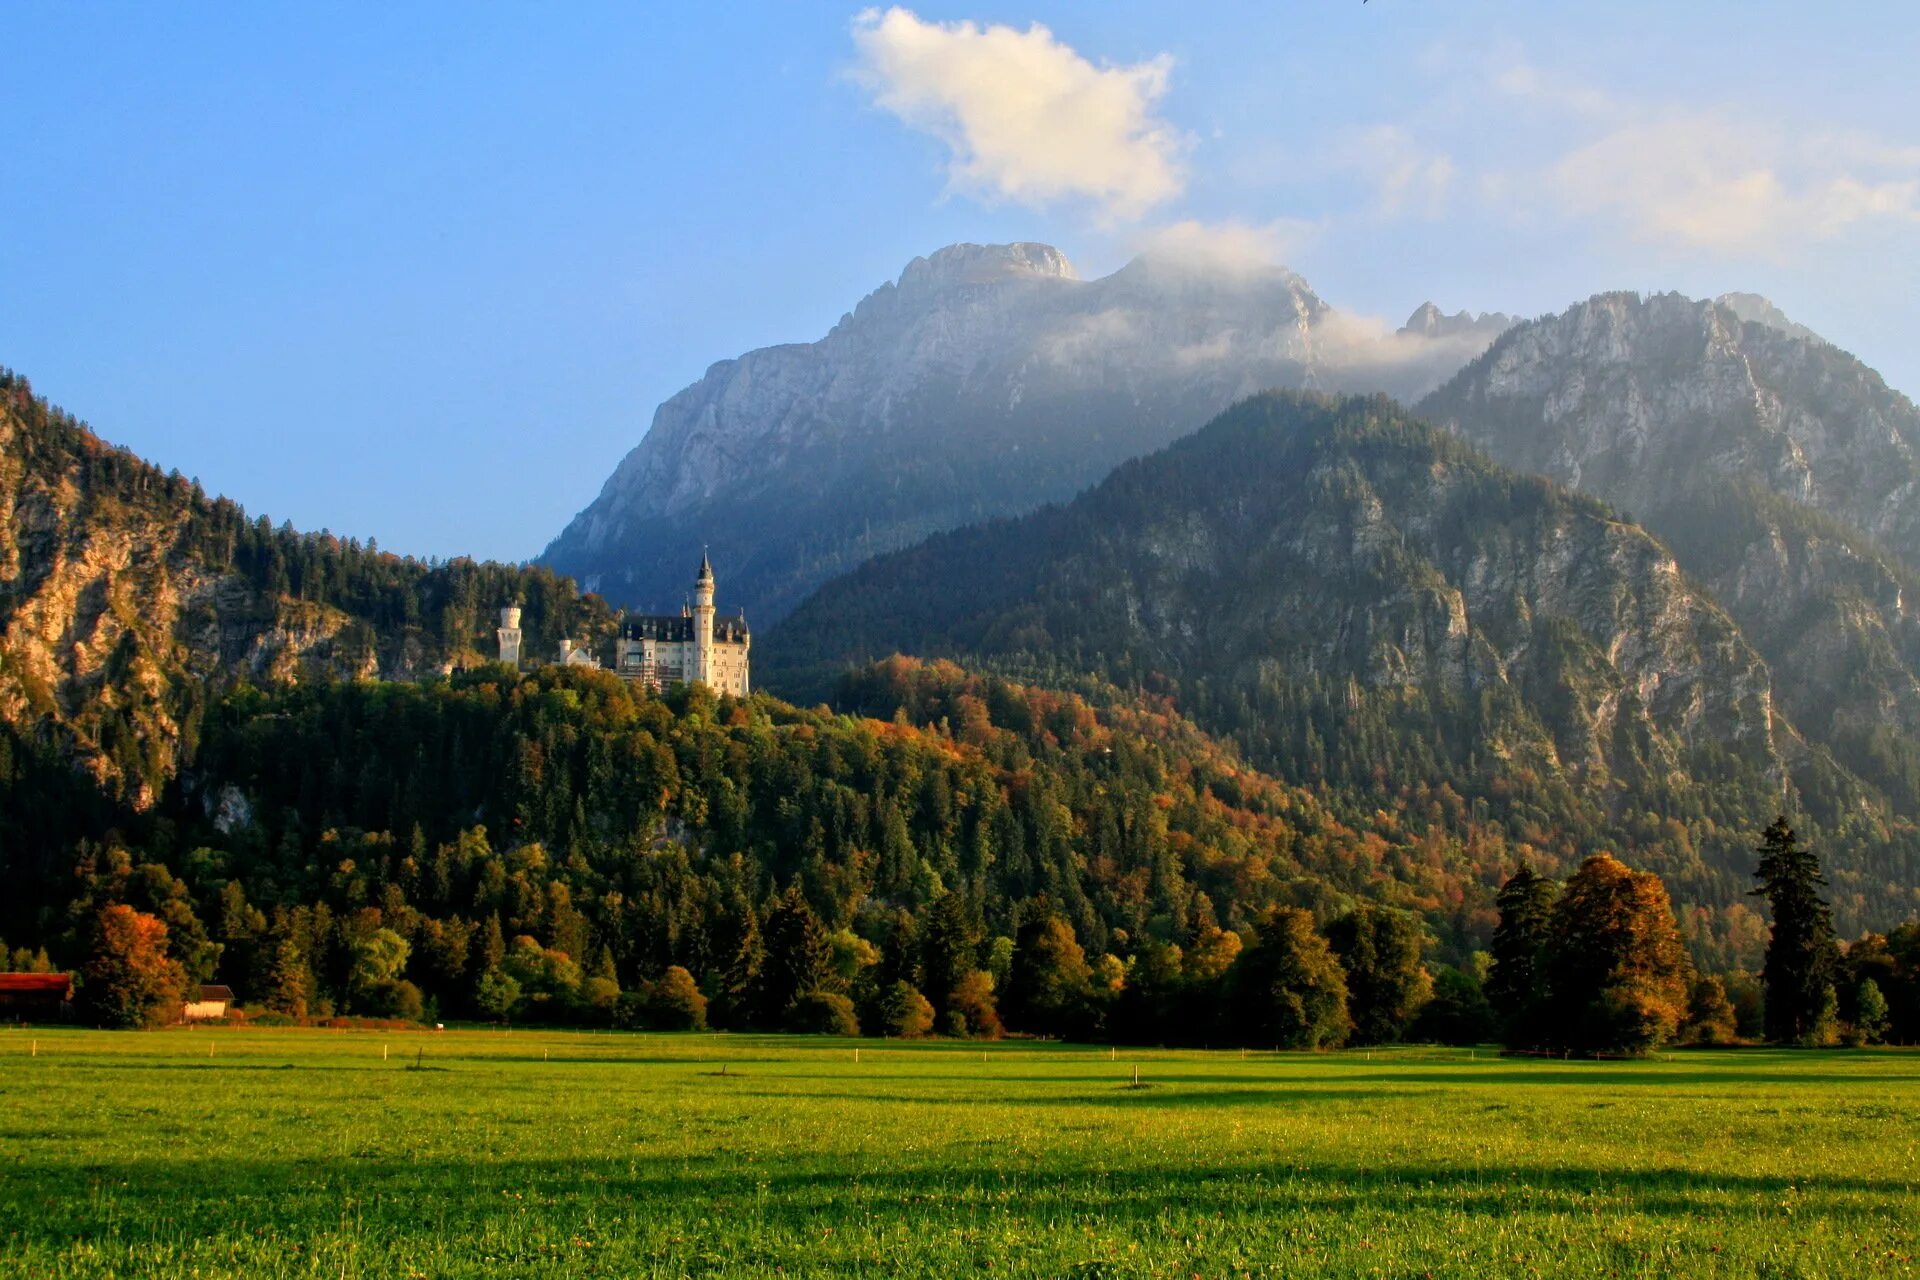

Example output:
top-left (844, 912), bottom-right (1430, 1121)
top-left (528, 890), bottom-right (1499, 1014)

top-left (541, 242), bottom-right (1507, 622)
top-left (1419, 293), bottom-right (1920, 809)
top-left (0, 372), bottom-right (604, 807)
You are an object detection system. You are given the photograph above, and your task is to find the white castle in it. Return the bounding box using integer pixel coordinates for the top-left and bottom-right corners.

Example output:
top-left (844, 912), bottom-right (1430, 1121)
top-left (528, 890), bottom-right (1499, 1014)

top-left (498, 553), bottom-right (750, 696)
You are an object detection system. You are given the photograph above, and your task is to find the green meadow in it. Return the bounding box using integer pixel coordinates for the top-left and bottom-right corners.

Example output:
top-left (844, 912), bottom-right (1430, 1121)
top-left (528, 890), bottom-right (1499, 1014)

top-left (1, 1029), bottom-right (1915, 1278)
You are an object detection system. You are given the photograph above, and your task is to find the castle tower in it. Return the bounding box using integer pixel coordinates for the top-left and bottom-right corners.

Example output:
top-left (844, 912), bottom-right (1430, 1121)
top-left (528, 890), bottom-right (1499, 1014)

top-left (497, 605), bottom-right (523, 669)
top-left (692, 551), bottom-right (715, 686)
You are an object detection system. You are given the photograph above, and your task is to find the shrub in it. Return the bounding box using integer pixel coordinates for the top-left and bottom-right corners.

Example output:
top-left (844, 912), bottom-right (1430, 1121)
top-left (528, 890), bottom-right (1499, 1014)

top-left (645, 966), bottom-right (708, 1031)
top-left (875, 980), bottom-right (934, 1038)
top-left (947, 970), bottom-right (1002, 1039)
top-left (1680, 976), bottom-right (1739, 1046)
top-left (786, 990), bottom-right (859, 1036)
top-left (582, 976), bottom-right (621, 1021)
top-left (473, 967), bottom-right (521, 1022)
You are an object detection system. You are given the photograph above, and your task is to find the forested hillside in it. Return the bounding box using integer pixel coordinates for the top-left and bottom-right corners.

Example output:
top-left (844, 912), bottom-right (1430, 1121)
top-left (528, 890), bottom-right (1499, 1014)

top-left (0, 369), bottom-right (613, 809)
top-left (0, 659), bottom-right (1535, 1032)
top-left (766, 392), bottom-right (1920, 944)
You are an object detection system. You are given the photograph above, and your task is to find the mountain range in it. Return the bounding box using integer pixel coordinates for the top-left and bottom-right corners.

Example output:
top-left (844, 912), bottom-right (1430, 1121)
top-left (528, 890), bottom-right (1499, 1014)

top-left (540, 243), bottom-right (1513, 622)
top-left (11, 240), bottom-right (1920, 964)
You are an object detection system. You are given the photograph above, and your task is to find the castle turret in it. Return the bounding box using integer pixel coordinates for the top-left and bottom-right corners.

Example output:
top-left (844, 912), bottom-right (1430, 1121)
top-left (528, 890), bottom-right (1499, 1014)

top-left (497, 605), bottom-right (523, 669)
top-left (692, 551), bottom-right (715, 686)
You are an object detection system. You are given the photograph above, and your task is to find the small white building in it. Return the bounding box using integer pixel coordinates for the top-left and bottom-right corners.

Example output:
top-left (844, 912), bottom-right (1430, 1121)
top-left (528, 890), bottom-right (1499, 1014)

top-left (183, 984), bottom-right (234, 1021)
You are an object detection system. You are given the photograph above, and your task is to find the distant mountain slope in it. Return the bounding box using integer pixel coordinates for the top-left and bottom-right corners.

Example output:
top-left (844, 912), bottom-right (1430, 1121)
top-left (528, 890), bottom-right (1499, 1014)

top-left (0, 368), bottom-right (610, 808)
top-left (541, 242), bottom-right (1508, 622)
top-left (765, 391), bottom-right (1920, 936)
top-left (1417, 293), bottom-right (1920, 811)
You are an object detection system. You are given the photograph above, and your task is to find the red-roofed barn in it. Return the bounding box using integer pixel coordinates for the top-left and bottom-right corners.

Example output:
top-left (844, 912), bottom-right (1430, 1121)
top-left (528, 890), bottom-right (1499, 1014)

top-left (0, 973), bottom-right (73, 1019)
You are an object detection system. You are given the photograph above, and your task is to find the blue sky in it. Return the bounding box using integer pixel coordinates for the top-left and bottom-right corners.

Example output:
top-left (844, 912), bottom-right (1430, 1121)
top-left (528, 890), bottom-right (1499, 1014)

top-left (4, 3), bottom-right (1916, 562)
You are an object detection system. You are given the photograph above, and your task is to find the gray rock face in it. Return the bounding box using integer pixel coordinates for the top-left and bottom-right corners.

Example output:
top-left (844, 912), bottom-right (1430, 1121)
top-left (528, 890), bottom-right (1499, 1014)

top-left (1715, 292), bottom-right (1825, 345)
top-left (1420, 292), bottom-right (1920, 554)
top-left (542, 242), bottom-right (1506, 621)
top-left (1419, 291), bottom-right (1920, 811)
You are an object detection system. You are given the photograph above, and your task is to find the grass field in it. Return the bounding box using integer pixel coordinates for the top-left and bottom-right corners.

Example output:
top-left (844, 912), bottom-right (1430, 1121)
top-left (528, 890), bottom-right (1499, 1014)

top-left (1, 1028), bottom-right (1916, 1278)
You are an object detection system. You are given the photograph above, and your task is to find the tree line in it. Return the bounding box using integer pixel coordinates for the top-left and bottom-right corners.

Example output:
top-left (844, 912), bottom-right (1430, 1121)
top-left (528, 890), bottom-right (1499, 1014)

top-left (10, 656), bottom-right (1917, 1052)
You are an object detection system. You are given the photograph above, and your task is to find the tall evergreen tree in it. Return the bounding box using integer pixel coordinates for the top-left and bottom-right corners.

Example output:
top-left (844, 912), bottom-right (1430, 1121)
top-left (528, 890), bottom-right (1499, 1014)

top-left (1752, 817), bottom-right (1840, 1045)
top-left (1487, 865), bottom-right (1557, 1047)
top-left (919, 892), bottom-right (981, 1016)
top-left (753, 887), bottom-right (832, 1024)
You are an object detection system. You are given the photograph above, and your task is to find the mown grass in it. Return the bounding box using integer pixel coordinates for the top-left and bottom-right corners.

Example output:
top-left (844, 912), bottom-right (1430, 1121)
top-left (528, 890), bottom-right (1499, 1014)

top-left (1, 1028), bottom-right (1915, 1277)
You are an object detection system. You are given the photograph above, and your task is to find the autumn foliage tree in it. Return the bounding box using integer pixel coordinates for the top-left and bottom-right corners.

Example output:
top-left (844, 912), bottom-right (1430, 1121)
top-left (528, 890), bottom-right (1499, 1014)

top-left (80, 905), bottom-right (187, 1029)
top-left (1003, 912), bottom-right (1095, 1035)
top-left (1545, 854), bottom-right (1691, 1055)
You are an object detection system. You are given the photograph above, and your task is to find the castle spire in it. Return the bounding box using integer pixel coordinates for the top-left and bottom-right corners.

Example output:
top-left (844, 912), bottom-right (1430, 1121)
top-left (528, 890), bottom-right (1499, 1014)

top-left (692, 550), bottom-right (716, 686)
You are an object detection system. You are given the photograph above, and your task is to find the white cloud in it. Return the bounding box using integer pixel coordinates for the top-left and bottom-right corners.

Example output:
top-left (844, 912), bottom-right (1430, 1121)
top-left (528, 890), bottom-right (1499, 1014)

top-left (1352, 50), bottom-right (1920, 259)
top-left (1333, 125), bottom-right (1456, 220)
top-left (1133, 217), bottom-right (1320, 269)
top-left (850, 7), bottom-right (1185, 221)
top-left (1548, 115), bottom-right (1920, 257)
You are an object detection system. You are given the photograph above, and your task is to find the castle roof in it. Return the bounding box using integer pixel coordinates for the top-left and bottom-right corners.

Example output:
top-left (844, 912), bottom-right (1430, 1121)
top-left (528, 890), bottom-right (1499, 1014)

top-left (622, 612), bottom-right (750, 642)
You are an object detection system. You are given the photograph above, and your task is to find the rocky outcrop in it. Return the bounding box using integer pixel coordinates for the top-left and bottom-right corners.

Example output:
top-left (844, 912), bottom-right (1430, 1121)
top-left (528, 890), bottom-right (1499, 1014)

top-left (1399, 302), bottom-right (1515, 343)
top-left (541, 242), bottom-right (1508, 622)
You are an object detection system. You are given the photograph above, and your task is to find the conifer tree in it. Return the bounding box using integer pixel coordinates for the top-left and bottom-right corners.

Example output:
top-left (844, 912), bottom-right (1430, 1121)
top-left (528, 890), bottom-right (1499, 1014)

top-left (261, 935), bottom-right (311, 1019)
top-left (1487, 865), bottom-right (1557, 1046)
top-left (1752, 817), bottom-right (1839, 1045)
top-left (754, 887), bottom-right (832, 1024)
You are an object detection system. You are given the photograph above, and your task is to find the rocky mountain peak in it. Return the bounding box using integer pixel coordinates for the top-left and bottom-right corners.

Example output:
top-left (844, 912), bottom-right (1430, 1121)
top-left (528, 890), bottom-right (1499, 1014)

top-left (1400, 302), bottom-right (1516, 341)
top-left (896, 241), bottom-right (1078, 295)
top-left (545, 242), bottom-right (1520, 622)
